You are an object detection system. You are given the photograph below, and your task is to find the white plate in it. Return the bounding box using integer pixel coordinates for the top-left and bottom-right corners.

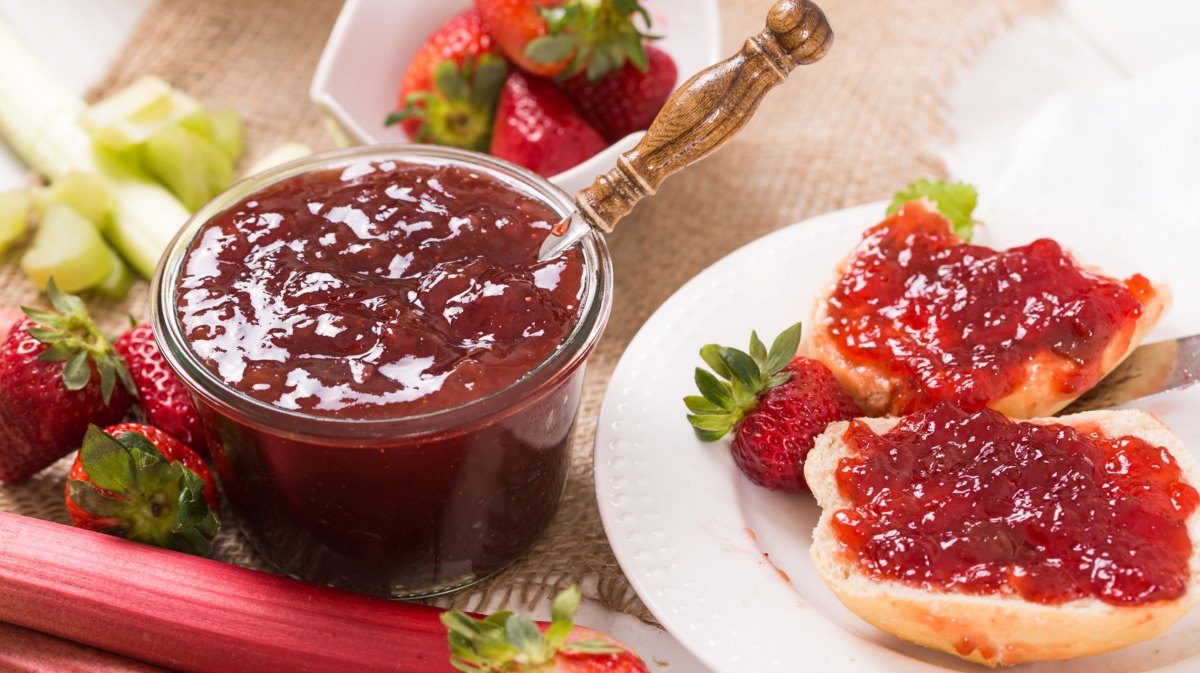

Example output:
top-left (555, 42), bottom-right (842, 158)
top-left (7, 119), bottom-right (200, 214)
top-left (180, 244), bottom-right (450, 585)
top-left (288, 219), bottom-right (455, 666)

top-left (595, 199), bottom-right (1200, 673)
top-left (310, 0), bottom-right (721, 195)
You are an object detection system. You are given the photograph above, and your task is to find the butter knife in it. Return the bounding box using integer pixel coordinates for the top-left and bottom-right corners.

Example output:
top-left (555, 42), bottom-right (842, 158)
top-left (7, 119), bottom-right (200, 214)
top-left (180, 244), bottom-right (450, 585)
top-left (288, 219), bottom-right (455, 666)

top-left (538, 0), bottom-right (834, 261)
top-left (1062, 334), bottom-right (1200, 413)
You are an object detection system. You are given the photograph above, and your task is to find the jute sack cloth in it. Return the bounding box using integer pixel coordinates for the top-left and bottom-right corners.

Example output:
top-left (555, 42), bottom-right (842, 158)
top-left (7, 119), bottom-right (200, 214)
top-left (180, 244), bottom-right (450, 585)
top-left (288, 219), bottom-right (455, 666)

top-left (0, 0), bottom-right (1053, 619)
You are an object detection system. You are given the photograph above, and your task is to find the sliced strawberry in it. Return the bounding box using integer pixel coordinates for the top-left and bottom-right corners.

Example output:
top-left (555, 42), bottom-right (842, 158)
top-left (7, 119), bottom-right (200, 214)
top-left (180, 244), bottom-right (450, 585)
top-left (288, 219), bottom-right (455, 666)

top-left (686, 324), bottom-right (862, 493)
top-left (115, 324), bottom-right (205, 453)
top-left (490, 71), bottom-right (607, 177)
top-left (65, 423), bottom-right (220, 557)
top-left (387, 9), bottom-right (508, 150)
top-left (0, 280), bottom-right (134, 484)
top-left (477, 0), bottom-right (656, 80)
top-left (442, 585), bottom-right (649, 672)
top-left (563, 43), bottom-right (676, 142)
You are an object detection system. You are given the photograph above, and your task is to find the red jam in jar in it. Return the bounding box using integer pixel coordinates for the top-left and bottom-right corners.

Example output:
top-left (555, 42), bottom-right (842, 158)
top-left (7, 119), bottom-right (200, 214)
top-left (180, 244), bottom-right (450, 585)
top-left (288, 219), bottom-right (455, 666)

top-left (177, 161), bottom-right (583, 416)
top-left (826, 202), bottom-right (1150, 414)
top-left (833, 404), bottom-right (1199, 605)
top-left (153, 147), bottom-right (611, 597)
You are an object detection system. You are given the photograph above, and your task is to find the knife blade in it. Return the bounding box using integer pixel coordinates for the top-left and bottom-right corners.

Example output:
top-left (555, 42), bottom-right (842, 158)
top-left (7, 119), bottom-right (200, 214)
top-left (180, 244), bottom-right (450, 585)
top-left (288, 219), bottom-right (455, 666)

top-left (1062, 334), bottom-right (1200, 413)
top-left (538, 211), bottom-right (593, 260)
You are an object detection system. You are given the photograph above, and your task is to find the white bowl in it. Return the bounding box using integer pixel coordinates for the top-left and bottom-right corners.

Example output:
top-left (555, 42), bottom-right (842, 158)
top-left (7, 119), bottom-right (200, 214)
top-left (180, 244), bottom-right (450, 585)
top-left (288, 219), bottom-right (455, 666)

top-left (310, 0), bottom-right (722, 195)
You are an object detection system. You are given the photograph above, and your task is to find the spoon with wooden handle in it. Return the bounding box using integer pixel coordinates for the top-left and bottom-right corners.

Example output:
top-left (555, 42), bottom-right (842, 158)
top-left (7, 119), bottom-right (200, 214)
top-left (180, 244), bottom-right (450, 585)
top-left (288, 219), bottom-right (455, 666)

top-left (538, 0), bottom-right (834, 260)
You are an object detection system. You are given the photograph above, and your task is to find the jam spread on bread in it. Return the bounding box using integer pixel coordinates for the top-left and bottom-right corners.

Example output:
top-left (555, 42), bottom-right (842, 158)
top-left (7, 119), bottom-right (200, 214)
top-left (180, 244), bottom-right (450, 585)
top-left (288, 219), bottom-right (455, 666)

top-left (833, 404), bottom-right (1198, 605)
top-left (177, 160), bottom-right (584, 419)
top-left (824, 202), bottom-right (1152, 415)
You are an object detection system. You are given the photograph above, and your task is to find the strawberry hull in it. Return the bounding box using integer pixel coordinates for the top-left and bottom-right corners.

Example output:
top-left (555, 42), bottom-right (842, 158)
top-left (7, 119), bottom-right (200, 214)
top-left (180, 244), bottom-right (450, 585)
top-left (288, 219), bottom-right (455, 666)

top-left (151, 146), bottom-right (612, 597)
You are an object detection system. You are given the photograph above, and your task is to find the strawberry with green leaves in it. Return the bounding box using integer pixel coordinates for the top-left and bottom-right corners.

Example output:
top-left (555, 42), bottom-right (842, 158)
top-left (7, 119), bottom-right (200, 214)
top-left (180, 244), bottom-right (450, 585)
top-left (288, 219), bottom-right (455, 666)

top-left (687, 324), bottom-right (862, 493)
top-left (887, 178), bottom-right (979, 240)
top-left (0, 280), bottom-right (134, 484)
top-left (477, 0), bottom-right (656, 81)
top-left (562, 42), bottom-right (676, 142)
top-left (387, 9), bottom-right (509, 151)
top-left (65, 423), bottom-right (220, 557)
top-left (442, 585), bottom-right (649, 672)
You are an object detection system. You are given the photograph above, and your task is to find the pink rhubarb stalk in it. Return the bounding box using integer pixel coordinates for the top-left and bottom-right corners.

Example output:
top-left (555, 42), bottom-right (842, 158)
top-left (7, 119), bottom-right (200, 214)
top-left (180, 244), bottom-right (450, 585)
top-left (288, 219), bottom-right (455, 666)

top-left (0, 512), bottom-right (454, 673)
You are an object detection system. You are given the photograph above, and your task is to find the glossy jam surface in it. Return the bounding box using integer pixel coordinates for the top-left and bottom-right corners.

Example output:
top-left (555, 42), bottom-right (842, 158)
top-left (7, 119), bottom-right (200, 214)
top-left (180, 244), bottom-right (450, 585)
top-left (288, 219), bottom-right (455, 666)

top-left (826, 203), bottom-right (1150, 414)
top-left (834, 404), bottom-right (1199, 605)
top-left (177, 160), bottom-right (584, 419)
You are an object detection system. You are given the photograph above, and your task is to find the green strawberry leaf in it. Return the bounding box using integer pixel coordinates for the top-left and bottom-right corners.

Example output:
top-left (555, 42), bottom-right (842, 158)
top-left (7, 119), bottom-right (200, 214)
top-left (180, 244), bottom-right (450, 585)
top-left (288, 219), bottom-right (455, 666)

top-left (718, 347), bottom-right (762, 390)
top-left (20, 306), bottom-right (64, 327)
top-left (683, 395), bottom-right (724, 415)
top-left (887, 179), bottom-right (978, 241)
top-left (699, 344), bottom-right (732, 379)
top-left (34, 340), bottom-right (73, 362)
top-left (526, 34), bottom-right (577, 64)
top-left (80, 425), bottom-right (137, 495)
top-left (504, 614), bottom-right (543, 656)
top-left (563, 638), bottom-right (623, 654)
top-left (470, 56), bottom-right (508, 110)
top-left (62, 350), bottom-right (91, 391)
top-left (748, 330), bottom-right (768, 369)
top-left (95, 355), bottom-right (116, 402)
top-left (765, 322), bottom-right (802, 375)
top-left (433, 61), bottom-right (471, 102)
top-left (545, 586), bottom-right (579, 649)
top-left (694, 368), bottom-right (733, 410)
top-left (67, 479), bottom-right (126, 519)
top-left (116, 430), bottom-right (166, 460)
top-left (686, 414), bottom-right (735, 434)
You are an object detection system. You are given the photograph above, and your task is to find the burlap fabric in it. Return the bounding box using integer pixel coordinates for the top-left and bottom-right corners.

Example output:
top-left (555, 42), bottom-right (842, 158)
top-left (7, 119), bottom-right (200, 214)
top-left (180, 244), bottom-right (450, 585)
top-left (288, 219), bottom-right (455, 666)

top-left (0, 0), bottom-right (1052, 619)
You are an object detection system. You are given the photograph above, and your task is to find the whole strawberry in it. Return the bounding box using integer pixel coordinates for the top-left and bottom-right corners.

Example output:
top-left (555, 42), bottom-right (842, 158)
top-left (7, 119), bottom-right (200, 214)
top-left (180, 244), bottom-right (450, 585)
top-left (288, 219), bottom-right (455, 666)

top-left (0, 280), bottom-right (134, 484)
top-left (476, 0), bottom-right (655, 80)
top-left (563, 43), bottom-right (677, 142)
top-left (65, 423), bottom-right (220, 557)
top-left (686, 323), bottom-right (862, 493)
top-left (443, 585), bottom-right (649, 672)
top-left (387, 9), bottom-right (509, 150)
top-left (115, 324), bottom-right (205, 453)
top-left (490, 71), bottom-right (607, 176)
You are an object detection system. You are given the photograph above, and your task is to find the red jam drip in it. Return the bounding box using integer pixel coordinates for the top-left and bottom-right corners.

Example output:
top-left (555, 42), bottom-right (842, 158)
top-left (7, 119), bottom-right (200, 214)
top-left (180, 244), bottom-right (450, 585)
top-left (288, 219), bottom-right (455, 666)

top-left (176, 160), bottom-right (584, 419)
top-left (826, 203), bottom-right (1149, 414)
top-left (834, 404), bottom-right (1199, 605)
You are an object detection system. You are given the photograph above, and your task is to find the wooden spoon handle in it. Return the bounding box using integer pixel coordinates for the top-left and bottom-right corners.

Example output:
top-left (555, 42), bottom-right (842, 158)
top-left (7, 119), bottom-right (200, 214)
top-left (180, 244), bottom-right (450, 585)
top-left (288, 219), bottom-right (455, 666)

top-left (575, 0), bottom-right (833, 232)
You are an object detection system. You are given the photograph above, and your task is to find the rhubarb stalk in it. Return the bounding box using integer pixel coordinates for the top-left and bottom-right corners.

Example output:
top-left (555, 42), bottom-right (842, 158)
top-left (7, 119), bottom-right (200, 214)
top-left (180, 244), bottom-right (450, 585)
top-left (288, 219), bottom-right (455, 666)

top-left (0, 512), bottom-right (454, 673)
top-left (0, 621), bottom-right (169, 673)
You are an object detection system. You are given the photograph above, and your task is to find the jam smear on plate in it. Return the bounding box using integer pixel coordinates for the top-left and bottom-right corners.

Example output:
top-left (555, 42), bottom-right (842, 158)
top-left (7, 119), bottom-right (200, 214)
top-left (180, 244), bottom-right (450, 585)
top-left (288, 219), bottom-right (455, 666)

top-left (833, 403), bottom-right (1199, 605)
top-left (177, 160), bottom-right (584, 419)
top-left (825, 202), bottom-right (1151, 414)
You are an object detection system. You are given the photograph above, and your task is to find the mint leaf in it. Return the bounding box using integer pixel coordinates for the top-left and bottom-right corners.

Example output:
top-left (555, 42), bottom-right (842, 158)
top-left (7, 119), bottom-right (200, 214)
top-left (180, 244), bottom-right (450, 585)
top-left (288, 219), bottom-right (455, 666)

top-left (887, 179), bottom-right (978, 240)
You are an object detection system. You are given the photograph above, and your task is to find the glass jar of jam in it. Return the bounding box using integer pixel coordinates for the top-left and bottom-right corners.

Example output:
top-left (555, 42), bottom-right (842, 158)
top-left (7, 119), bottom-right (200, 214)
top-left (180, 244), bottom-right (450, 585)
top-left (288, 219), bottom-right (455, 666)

top-left (150, 146), bottom-right (612, 597)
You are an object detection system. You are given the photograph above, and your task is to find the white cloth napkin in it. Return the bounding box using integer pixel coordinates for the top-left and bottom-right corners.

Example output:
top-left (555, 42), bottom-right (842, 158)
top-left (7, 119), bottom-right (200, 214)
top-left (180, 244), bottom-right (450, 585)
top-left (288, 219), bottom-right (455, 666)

top-left (989, 50), bottom-right (1200, 226)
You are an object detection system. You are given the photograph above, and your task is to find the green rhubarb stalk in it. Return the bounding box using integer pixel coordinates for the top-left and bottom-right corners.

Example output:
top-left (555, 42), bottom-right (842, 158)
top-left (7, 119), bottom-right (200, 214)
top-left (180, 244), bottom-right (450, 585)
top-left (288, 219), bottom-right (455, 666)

top-left (0, 19), bottom-right (191, 278)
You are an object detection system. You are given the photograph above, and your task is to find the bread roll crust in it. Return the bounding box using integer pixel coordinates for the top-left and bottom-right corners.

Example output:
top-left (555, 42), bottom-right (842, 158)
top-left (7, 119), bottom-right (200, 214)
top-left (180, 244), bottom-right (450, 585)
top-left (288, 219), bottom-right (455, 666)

top-left (805, 412), bottom-right (1200, 667)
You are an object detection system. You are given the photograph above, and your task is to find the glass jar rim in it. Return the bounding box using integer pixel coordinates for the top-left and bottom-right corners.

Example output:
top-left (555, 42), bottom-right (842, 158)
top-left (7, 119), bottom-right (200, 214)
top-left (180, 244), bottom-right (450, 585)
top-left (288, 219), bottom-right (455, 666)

top-left (150, 144), bottom-right (612, 440)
